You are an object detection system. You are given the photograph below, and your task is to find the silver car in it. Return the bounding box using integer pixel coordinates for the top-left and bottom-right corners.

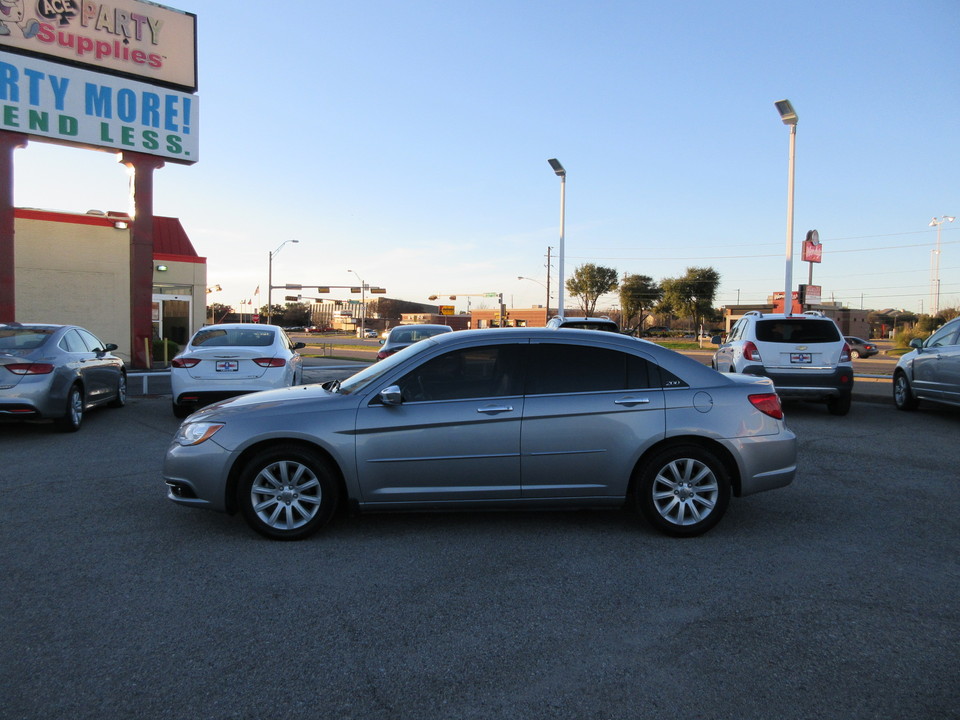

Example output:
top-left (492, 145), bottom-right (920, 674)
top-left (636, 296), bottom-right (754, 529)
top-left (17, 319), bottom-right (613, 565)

top-left (0, 322), bottom-right (126, 432)
top-left (164, 328), bottom-right (797, 539)
top-left (893, 316), bottom-right (960, 411)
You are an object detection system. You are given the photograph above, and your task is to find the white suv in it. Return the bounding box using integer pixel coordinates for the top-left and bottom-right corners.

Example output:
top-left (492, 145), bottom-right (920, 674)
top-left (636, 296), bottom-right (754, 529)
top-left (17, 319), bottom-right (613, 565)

top-left (712, 311), bottom-right (853, 415)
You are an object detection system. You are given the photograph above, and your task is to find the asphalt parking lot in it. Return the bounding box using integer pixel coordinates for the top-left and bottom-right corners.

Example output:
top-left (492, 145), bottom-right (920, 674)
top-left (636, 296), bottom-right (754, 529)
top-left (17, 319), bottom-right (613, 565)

top-left (2, 365), bottom-right (957, 720)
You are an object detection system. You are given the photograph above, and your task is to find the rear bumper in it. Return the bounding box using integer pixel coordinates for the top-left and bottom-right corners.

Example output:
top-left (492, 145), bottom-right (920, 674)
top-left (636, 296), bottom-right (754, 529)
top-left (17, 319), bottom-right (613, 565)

top-left (741, 365), bottom-right (853, 400)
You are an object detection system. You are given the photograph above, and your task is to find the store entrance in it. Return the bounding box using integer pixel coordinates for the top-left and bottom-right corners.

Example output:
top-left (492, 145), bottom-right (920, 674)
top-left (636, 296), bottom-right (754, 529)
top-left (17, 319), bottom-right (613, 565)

top-left (152, 294), bottom-right (192, 348)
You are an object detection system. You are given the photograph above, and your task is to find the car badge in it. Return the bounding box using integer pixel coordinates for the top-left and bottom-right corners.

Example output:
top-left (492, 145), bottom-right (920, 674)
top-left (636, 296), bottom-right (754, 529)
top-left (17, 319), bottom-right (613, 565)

top-left (796, 345), bottom-right (808, 350)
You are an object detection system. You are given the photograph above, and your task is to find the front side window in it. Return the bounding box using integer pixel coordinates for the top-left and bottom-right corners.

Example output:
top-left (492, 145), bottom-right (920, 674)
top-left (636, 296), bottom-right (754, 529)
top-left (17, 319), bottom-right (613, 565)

top-left (926, 320), bottom-right (960, 348)
top-left (527, 344), bottom-right (654, 395)
top-left (397, 345), bottom-right (523, 402)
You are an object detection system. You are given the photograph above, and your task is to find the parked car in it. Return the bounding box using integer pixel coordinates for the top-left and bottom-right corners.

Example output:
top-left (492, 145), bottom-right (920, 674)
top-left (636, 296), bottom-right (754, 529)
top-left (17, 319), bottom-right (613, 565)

top-left (546, 316), bottom-right (620, 332)
top-left (893, 316), bottom-right (960, 411)
top-left (712, 311), bottom-right (853, 415)
top-left (361, 328), bottom-right (378, 339)
top-left (0, 322), bottom-right (126, 431)
top-left (845, 336), bottom-right (878, 359)
top-left (376, 324), bottom-right (453, 360)
top-left (164, 328), bottom-right (797, 540)
top-left (170, 324), bottom-right (304, 418)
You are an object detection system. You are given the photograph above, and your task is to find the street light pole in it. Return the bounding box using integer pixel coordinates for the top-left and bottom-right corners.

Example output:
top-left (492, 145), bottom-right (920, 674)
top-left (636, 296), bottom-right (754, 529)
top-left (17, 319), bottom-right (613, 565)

top-left (775, 100), bottom-right (798, 317)
top-left (929, 215), bottom-right (955, 317)
top-left (267, 239), bottom-right (299, 324)
top-left (548, 159), bottom-right (566, 318)
top-left (348, 269), bottom-right (366, 336)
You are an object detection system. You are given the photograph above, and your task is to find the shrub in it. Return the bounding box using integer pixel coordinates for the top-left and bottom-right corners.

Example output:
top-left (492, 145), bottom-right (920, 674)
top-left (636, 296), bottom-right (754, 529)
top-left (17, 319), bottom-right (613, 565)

top-left (893, 327), bottom-right (927, 349)
top-left (152, 338), bottom-right (179, 361)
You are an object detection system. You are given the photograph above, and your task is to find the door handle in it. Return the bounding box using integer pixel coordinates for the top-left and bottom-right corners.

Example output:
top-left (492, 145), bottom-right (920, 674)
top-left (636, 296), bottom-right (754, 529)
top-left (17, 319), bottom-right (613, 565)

top-left (614, 397), bottom-right (651, 406)
top-left (477, 405), bottom-right (514, 414)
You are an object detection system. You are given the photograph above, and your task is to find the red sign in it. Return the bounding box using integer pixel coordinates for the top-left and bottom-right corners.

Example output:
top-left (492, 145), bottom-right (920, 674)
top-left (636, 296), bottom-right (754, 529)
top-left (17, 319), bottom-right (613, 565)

top-left (252, 314), bottom-right (260, 323)
top-left (802, 230), bottom-right (822, 263)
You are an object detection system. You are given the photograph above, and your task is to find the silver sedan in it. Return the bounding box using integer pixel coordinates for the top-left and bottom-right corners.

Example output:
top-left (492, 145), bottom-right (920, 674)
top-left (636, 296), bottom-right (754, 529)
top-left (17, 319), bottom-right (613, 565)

top-left (0, 322), bottom-right (126, 431)
top-left (164, 328), bottom-right (797, 539)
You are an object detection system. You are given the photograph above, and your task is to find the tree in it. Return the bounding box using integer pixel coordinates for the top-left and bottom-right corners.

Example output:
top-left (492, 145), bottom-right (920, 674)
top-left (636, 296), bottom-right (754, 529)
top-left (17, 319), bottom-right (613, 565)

top-left (619, 274), bottom-right (662, 334)
top-left (565, 263), bottom-right (619, 316)
top-left (656, 267), bottom-right (720, 327)
top-left (208, 303), bottom-right (235, 323)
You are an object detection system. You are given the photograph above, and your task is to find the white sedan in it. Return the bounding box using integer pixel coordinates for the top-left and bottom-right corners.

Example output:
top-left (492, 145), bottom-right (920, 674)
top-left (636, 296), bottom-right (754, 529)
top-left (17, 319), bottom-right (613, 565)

top-left (170, 324), bottom-right (304, 418)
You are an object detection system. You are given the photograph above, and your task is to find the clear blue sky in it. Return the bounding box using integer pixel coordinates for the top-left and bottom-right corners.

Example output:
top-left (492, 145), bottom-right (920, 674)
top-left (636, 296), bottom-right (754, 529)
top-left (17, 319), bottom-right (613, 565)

top-left (12, 0), bottom-right (960, 316)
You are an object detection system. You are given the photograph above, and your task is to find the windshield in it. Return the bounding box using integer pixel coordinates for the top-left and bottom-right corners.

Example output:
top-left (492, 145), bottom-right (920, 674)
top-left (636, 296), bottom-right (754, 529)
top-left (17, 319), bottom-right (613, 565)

top-left (756, 319), bottom-right (840, 344)
top-left (0, 327), bottom-right (54, 351)
top-left (338, 336), bottom-right (439, 395)
top-left (191, 328), bottom-right (275, 348)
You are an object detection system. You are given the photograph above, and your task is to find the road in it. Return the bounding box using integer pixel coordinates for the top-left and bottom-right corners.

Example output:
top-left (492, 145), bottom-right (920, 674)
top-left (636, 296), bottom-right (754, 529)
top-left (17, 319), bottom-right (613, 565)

top-left (1, 393), bottom-right (957, 719)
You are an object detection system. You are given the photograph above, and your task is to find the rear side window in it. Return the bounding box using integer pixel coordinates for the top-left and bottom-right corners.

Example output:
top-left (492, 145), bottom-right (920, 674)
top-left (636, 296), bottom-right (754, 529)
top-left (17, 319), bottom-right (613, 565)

top-left (527, 344), bottom-right (652, 394)
top-left (755, 319), bottom-right (840, 344)
top-left (59, 329), bottom-right (90, 353)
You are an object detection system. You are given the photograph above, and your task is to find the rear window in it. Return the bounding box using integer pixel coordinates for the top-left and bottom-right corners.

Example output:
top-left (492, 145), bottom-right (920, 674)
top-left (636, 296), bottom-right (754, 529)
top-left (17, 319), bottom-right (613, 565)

top-left (756, 319), bottom-right (840, 344)
top-left (0, 328), bottom-right (54, 350)
top-left (192, 328), bottom-right (276, 347)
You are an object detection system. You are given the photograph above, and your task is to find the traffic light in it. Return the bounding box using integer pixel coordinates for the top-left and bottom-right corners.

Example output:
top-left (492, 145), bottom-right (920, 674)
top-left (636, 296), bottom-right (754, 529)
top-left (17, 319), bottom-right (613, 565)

top-left (369, 287), bottom-right (386, 294)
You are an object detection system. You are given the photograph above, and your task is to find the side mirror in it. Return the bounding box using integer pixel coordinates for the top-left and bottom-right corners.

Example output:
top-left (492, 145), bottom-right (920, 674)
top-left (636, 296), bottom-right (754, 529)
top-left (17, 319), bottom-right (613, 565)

top-left (379, 339), bottom-right (385, 346)
top-left (710, 335), bottom-right (722, 345)
top-left (379, 385), bottom-right (402, 406)
top-left (293, 342), bottom-right (306, 349)
top-left (909, 338), bottom-right (924, 351)
top-left (103, 343), bottom-right (119, 352)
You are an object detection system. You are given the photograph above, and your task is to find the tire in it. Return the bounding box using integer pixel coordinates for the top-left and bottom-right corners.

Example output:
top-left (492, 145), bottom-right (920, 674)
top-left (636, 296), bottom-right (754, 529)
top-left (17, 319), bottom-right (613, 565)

top-left (238, 445), bottom-right (340, 540)
top-left (636, 445), bottom-right (730, 537)
top-left (893, 372), bottom-right (918, 411)
top-left (108, 372), bottom-right (126, 408)
top-left (54, 384), bottom-right (84, 432)
top-left (850, 350), bottom-right (861, 359)
top-left (827, 393), bottom-right (851, 416)
top-left (172, 402), bottom-right (192, 419)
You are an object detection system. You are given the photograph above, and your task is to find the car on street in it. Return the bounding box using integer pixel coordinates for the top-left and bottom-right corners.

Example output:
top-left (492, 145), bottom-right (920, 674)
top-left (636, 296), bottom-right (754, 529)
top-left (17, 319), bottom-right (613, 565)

top-left (893, 315), bottom-right (960, 411)
top-left (376, 324), bottom-right (453, 360)
top-left (712, 311), bottom-right (853, 415)
top-left (845, 336), bottom-right (878, 358)
top-left (0, 322), bottom-right (126, 431)
top-left (164, 328), bottom-right (797, 540)
top-left (170, 323), bottom-right (304, 418)
top-left (546, 316), bottom-right (620, 332)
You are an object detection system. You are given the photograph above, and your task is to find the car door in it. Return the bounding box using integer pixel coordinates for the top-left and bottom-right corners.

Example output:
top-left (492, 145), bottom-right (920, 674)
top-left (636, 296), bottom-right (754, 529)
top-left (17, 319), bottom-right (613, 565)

top-left (354, 342), bottom-right (525, 504)
top-left (74, 328), bottom-right (118, 401)
top-left (520, 342), bottom-right (665, 498)
top-left (58, 329), bottom-right (105, 400)
top-left (913, 320), bottom-right (960, 402)
top-left (714, 319), bottom-right (742, 371)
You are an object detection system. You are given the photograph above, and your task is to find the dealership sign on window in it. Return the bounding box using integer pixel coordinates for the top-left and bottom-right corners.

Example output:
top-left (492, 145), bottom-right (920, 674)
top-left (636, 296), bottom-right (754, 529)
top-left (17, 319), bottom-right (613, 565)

top-left (0, 0), bottom-right (197, 91)
top-left (0, 50), bottom-right (198, 162)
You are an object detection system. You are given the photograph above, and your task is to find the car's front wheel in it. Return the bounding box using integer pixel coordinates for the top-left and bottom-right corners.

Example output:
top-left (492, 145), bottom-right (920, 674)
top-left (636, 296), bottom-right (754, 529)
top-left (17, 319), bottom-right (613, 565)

top-left (893, 371), bottom-right (918, 411)
top-left (238, 445), bottom-right (340, 540)
top-left (635, 445), bottom-right (730, 537)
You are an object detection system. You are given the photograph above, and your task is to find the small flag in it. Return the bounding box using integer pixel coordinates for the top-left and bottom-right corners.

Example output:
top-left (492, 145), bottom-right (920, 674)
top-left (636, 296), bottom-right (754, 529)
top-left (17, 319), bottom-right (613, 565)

top-left (254, 285), bottom-right (260, 295)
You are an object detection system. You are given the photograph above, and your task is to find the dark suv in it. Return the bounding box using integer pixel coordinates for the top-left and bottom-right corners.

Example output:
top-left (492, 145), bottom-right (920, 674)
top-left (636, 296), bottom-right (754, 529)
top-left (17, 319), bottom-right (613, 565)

top-left (712, 311), bottom-right (853, 415)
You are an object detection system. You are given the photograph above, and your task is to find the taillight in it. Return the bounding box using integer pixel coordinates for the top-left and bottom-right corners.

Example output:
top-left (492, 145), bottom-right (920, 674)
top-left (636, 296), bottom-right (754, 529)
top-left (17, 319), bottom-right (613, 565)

top-left (839, 343), bottom-right (851, 362)
top-left (4, 363), bottom-right (55, 375)
top-left (749, 393), bottom-right (783, 419)
top-left (171, 357), bottom-right (201, 368)
top-left (743, 341), bottom-right (762, 362)
top-left (253, 358), bottom-right (286, 368)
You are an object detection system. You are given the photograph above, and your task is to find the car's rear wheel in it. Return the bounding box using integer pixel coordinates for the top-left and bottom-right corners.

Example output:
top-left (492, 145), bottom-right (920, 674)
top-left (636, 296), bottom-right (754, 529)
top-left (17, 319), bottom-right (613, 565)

top-left (636, 445), bottom-right (730, 537)
top-left (54, 384), bottom-right (83, 432)
top-left (850, 349), bottom-right (861, 359)
top-left (827, 393), bottom-right (851, 416)
top-left (893, 371), bottom-right (918, 411)
top-left (238, 445), bottom-right (339, 540)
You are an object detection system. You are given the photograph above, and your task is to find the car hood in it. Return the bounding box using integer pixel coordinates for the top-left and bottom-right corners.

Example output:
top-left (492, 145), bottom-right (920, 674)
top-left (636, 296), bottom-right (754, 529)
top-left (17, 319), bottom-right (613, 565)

top-left (187, 383), bottom-right (351, 421)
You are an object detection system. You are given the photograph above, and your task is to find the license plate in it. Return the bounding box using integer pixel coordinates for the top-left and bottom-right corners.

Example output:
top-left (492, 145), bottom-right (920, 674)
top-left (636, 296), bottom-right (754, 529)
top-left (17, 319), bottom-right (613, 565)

top-left (216, 360), bottom-right (239, 372)
top-left (790, 353), bottom-right (812, 364)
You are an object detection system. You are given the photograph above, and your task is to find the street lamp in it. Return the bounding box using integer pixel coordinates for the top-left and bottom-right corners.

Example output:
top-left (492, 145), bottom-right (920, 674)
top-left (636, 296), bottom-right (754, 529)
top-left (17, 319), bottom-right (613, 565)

top-left (517, 275), bottom-right (552, 310)
top-left (348, 269), bottom-right (366, 337)
top-left (929, 215), bottom-right (955, 316)
top-left (267, 239), bottom-right (299, 324)
top-left (548, 158), bottom-right (566, 318)
top-left (774, 100), bottom-right (797, 316)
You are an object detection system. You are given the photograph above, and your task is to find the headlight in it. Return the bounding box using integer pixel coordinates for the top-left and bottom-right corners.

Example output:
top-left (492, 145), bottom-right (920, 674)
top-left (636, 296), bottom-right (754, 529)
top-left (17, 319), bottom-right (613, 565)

top-left (175, 422), bottom-right (225, 446)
